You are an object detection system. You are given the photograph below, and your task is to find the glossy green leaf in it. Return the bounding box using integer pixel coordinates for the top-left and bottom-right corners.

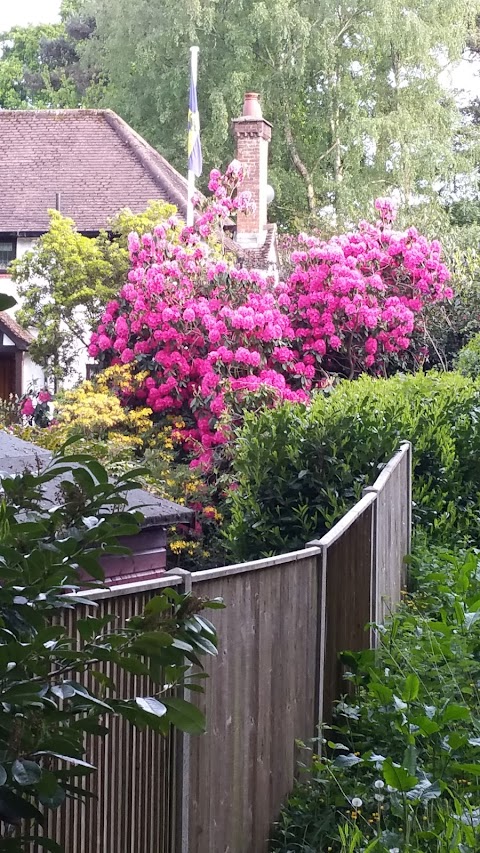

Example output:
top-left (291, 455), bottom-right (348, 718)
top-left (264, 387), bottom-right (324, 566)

top-left (135, 697), bottom-right (167, 717)
top-left (163, 696), bottom-right (206, 734)
top-left (383, 759), bottom-right (418, 792)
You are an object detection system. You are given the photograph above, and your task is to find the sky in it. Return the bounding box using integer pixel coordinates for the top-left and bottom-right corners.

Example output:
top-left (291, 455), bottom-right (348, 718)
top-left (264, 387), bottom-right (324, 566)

top-left (0, 0), bottom-right (61, 31)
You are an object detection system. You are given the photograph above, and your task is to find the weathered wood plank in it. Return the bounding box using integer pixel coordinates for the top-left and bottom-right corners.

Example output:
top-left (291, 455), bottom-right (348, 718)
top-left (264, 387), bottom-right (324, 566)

top-left (364, 441), bottom-right (411, 626)
top-left (187, 552), bottom-right (321, 853)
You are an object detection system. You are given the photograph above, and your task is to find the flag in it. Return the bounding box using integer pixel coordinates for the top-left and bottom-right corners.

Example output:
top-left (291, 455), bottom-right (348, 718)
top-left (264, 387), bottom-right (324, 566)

top-left (188, 70), bottom-right (202, 178)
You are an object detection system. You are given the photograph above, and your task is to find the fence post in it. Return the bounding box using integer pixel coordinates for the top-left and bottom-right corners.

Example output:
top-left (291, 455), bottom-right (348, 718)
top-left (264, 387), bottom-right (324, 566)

top-left (305, 541), bottom-right (327, 742)
top-left (361, 484), bottom-right (379, 643)
top-left (166, 568), bottom-right (192, 853)
top-left (401, 440), bottom-right (413, 584)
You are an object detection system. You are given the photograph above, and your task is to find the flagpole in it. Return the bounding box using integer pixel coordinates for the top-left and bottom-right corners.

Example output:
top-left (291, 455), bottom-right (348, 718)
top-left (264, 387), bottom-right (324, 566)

top-left (187, 46), bottom-right (199, 227)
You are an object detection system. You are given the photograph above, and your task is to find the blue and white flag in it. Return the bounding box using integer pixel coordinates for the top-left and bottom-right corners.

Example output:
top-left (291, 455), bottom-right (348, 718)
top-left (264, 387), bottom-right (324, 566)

top-left (188, 68), bottom-right (202, 178)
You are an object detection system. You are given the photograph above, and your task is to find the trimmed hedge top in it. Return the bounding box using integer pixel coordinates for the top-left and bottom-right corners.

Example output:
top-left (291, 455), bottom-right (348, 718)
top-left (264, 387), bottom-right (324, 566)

top-left (226, 372), bottom-right (480, 560)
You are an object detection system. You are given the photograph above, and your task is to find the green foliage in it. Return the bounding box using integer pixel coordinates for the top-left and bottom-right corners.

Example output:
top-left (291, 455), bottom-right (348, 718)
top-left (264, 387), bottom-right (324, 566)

top-left (10, 202), bottom-right (174, 387)
top-left (0, 17), bottom-right (94, 110)
top-left (226, 372), bottom-right (480, 560)
top-left (81, 0), bottom-right (480, 227)
top-left (421, 223), bottom-right (480, 369)
top-left (270, 545), bottom-right (480, 852)
top-left (456, 332), bottom-right (480, 378)
top-left (0, 445), bottom-right (221, 847)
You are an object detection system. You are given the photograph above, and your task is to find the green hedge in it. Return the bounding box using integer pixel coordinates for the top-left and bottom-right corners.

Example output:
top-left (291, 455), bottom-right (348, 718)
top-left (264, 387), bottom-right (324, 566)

top-left (456, 331), bottom-right (480, 379)
top-left (225, 372), bottom-right (480, 561)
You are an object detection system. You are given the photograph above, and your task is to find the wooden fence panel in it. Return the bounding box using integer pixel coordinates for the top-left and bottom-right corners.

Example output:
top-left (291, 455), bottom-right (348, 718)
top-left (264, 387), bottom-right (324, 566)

top-left (310, 493), bottom-right (376, 721)
top-left (365, 441), bottom-right (412, 626)
top-left (36, 577), bottom-right (182, 853)
top-left (185, 548), bottom-right (322, 853)
top-left (35, 444), bottom-right (411, 853)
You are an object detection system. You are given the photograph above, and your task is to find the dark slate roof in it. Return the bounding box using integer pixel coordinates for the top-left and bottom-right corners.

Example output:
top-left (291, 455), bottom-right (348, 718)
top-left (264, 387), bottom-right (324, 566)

top-left (0, 109), bottom-right (190, 233)
top-left (0, 431), bottom-right (192, 527)
top-left (0, 312), bottom-right (33, 350)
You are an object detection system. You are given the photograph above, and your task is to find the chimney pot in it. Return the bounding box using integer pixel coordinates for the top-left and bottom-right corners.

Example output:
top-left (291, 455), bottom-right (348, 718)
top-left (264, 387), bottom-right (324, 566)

top-left (243, 93), bottom-right (262, 119)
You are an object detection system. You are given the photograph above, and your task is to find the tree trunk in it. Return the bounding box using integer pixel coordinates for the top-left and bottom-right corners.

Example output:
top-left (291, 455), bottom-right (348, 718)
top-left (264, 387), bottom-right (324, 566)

top-left (283, 115), bottom-right (317, 214)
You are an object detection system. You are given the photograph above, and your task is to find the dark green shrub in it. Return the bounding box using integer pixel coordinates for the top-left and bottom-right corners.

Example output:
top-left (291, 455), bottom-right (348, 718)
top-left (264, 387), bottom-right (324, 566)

top-left (225, 372), bottom-right (480, 560)
top-left (456, 332), bottom-right (480, 379)
top-left (0, 447), bottom-right (221, 849)
top-left (422, 224), bottom-right (480, 369)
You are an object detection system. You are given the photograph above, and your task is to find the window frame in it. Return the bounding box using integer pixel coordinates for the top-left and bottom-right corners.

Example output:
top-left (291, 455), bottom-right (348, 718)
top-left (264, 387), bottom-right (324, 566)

top-left (0, 236), bottom-right (17, 274)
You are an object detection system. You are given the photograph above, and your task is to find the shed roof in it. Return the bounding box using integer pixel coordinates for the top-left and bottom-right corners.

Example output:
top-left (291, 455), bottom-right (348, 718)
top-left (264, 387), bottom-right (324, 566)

top-left (0, 431), bottom-right (192, 527)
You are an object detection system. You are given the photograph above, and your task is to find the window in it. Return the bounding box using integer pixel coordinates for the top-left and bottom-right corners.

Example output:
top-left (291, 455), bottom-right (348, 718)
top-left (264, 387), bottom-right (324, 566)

top-left (86, 364), bottom-right (99, 380)
top-left (0, 238), bottom-right (16, 272)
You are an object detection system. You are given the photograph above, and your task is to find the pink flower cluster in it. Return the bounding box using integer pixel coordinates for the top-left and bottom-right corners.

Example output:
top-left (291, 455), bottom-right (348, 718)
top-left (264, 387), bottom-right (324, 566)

top-left (90, 169), bottom-right (452, 467)
top-left (286, 215), bottom-right (452, 375)
top-left (20, 388), bottom-right (52, 420)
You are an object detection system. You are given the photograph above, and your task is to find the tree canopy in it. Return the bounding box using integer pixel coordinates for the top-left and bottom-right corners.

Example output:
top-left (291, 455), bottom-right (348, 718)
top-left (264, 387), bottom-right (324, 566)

top-left (76, 0), bottom-right (480, 228)
top-left (1, 0), bottom-right (479, 228)
top-left (0, 0), bottom-right (96, 109)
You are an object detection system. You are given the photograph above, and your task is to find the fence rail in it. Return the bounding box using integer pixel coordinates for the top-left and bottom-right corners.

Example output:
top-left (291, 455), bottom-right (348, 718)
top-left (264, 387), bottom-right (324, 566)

top-left (47, 441), bottom-right (412, 853)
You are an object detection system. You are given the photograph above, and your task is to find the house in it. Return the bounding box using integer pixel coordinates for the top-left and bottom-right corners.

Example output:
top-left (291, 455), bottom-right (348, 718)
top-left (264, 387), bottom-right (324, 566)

top-left (0, 93), bottom-right (277, 397)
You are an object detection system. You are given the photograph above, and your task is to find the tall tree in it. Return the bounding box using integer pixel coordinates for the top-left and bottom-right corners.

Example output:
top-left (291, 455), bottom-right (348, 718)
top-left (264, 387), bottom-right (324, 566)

top-left (0, 0), bottom-right (97, 109)
top-left (79, 0), bottom-right (480, 228)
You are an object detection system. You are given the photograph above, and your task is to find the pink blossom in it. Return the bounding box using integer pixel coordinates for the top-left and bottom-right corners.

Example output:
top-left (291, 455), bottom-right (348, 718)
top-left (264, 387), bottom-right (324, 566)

top-left (21, 398), bottom-right (35, 417)
top-left (120, 348), bottom-right (135, 364)
top-left (98, 334), bottom-right (112, 351)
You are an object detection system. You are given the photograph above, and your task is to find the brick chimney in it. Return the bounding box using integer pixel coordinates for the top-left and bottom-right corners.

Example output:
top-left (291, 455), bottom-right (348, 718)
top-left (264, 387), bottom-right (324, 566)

top-left (232, 93), bottom-right (272, 249)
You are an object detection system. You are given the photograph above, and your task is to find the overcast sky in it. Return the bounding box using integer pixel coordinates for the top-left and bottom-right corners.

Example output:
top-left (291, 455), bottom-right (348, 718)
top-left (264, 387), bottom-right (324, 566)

top-left (0, 0), bottom-right (61, 31)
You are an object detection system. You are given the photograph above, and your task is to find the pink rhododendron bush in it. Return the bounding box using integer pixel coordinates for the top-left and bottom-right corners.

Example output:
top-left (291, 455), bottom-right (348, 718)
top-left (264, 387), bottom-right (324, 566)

top-left (90, 168), bottom-right (453, 468)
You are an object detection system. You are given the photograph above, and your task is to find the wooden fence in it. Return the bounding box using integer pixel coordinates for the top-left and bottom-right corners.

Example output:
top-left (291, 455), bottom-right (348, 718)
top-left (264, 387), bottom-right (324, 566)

top-left (46, 441), bottom-right (412, 853)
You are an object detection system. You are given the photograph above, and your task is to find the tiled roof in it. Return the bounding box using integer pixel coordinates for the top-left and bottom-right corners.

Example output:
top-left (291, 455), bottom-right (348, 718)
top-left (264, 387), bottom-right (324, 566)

top-left (0, 108), bottom-right (276, 269)
top-left (0, 109), bottom-right (191, 233)
top-left (0, 312), bottom-right (33, 349)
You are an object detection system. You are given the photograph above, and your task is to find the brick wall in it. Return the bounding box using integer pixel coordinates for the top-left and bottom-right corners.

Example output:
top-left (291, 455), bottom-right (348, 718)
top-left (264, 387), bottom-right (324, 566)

top-left (232, 116), bottom-right (272, 244)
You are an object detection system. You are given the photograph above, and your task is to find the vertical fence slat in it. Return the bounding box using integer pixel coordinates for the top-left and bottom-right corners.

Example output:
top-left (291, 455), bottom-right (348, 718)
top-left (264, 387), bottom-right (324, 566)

top-left (309, 493), bottom-right (376, 720)
top-left (32, 578), bottom-right (183, 853)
